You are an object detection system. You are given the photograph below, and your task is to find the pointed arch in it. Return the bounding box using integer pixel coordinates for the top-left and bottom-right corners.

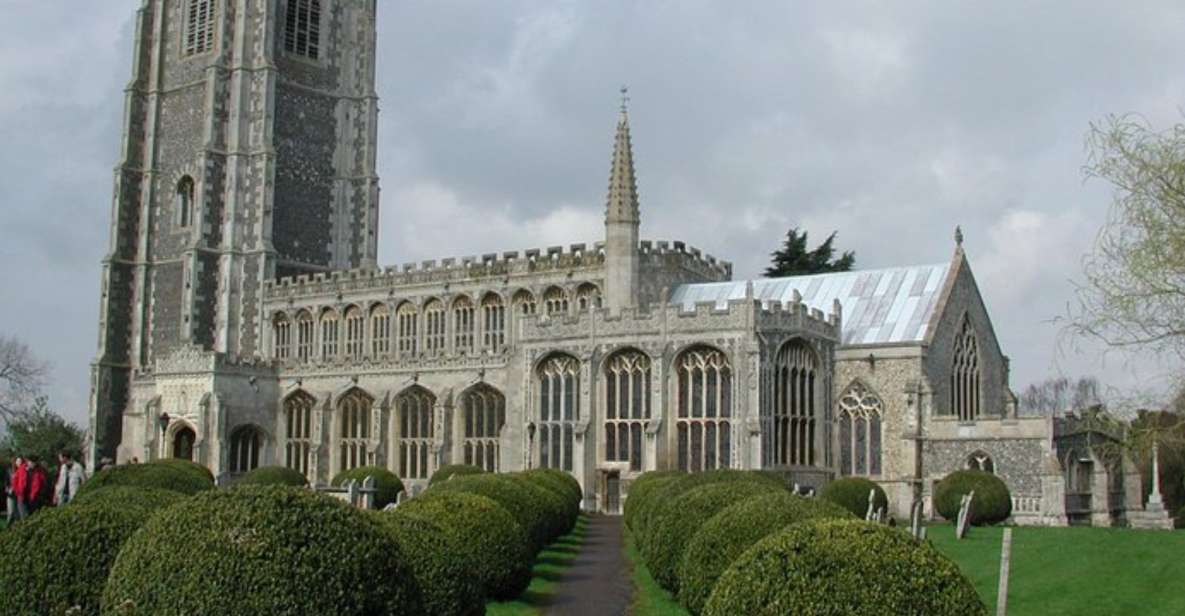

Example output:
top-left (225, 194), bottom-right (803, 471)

top-left (229, 424), bottom-right (265, 473)
top-left (452, 295), bottom-right (475, 353)
top-left (460, 383), bottom-right (506, 472)
top-left (603, 347), bottom-right (651, 471)
top-left (536, 353), bottom-right (580, 473)
top-left (295, 309), bottom-right (314, 362)
top-left (481, 292), bottom-right (506, 351)
top-left (967, 450), bottom-right (995, 474)
top-left (423, 298), bottom-right (446, 352)
top-left (836, 379), bottom-right (883, 477)
top-left (169, 422), bottom-right (198, 462)
top-left (768, 338), bottom-right (819, 468)
top-left (512, 289), bottom-right (537, 316)
top-left (951, 314), bottom-right (981, 421)
top-left (336, 387), bottom-right (374, 472)
top-left (370, 303), bottom-right (391, 357)
top-left (319, 307), bottom-right (340, 359)
top-left (283, 0), bottom-right (322, 60)
top-left (395, 301), bottom-right (418, 355)
top-left (395, 384), bottom-right (435, 480)
top-left (343, 304), bottom-right (365, 359)
top-left (272, 312), bottom-right (292, 360)
top-left (675, 345), bottom-right (733, 472)
top-left (576, 282), bottom-right (602, 311)
top-left (543, 286), bottom-right (569, 316)
top-left (175, 175), bottom-right (195, 228)
top-left (283, 389), bottom-right (316, 477)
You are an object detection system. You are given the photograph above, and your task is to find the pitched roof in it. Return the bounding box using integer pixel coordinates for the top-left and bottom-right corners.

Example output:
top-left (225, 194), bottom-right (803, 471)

top-left (668, 263), bottom-right (952, 345)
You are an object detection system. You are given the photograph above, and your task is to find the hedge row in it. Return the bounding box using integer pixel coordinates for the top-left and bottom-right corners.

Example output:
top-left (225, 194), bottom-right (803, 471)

top-left (236, 465), bottom-right (308, 488)
top-left (76, 459), bottom-right (215, 498)
top-left (429, 464), bottom-right (485, 485)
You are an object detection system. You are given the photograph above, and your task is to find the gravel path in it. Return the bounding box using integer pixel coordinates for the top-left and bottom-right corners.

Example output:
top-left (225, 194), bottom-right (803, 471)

top-left (544, 515), bottom-right (633, 616)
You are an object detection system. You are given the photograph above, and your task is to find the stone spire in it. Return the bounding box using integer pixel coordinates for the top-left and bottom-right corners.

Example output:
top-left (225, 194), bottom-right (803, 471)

top-left (604, 87), bottom-right (641, 312)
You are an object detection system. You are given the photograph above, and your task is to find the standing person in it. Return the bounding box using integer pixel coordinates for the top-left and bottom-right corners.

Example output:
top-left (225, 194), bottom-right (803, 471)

top-left (25, 457), bottom-right (48, 516)
top-left (11, 457), bottom-right (28, 521)
top-left (54, 451), bottom-right (86, 506)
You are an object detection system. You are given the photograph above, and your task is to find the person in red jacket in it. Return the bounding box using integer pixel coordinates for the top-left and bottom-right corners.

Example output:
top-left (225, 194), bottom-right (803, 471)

top-left (10, 457), bottom-right (28, 521)
top-left (25, 457), bottom-right (48, 515)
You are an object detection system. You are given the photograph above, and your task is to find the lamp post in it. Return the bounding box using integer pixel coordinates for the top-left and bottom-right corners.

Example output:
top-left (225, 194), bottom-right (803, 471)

top-left (158, 412), bottom-right (171, 460)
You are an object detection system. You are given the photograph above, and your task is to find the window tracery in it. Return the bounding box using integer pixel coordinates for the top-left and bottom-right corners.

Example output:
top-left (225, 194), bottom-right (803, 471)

top-left (453, 296), bottom-right (475, 353)
top-left (397, 387), bottom-right (435, 480)
top-left (537, 354), bottom-right (579, 472)
top-left (543, 287), bottom-right (569, 316)
top-left (605, 350), bottom-right (650, 471)
top-left (295, 310), bottom-right (314, 362)
top-left (461, 385), bottom-right (505, 472)
top-left (676, 346), bottom-right (732, 472)
top-left (424, 299), bottom-right (446, 353)
top-left (338, 389), bottom-right (372, 472)
top-left (283, 0), bottom-right (321, 60)
top-left (837, 382), bottom-right (883, 476)
top-left (951, 317), bottom-right (981, 421)
top-left (272, 313), bottom-right (291, 360)
top-left (284, 391), bottom-right (315, 476)
top-left (513, 290), bottom-right (537, 316)
top-left (576, 283), bottom-right (602, 311)
top-left (396, 302), bottom-right (418, 355)
top-left (768, 340), bottom-right (818, 467)
top-left (344, 306), bottom-right (364, 360)
top-left (370, 304), bottom-right (391, 357)
top-left (482, 293), bottom-right (506, 351)
top-left (229, 425), bottom-right (262, 473)
top-left (319, 309), bottom-right (339, 359)
top-left (183, 0), bottom-right (216, 57)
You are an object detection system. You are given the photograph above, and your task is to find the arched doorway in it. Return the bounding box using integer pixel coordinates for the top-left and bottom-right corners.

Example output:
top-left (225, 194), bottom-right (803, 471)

top-left (173, 426), bottom-right (196, 461)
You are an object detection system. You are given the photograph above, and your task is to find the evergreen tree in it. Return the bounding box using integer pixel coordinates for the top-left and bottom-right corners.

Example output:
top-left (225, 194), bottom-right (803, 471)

top-left (764, 227), bottom-right (855, 277)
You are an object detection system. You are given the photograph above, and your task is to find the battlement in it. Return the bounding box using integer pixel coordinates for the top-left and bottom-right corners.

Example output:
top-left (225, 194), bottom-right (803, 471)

top-left (639, 239), bottom-right (733, 280)
top-left (265, 242), bottom-right (607, 298)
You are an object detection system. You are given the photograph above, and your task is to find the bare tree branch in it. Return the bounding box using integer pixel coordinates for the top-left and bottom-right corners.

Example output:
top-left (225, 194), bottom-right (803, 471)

top-left (0, 333), bottom-right (50, 422)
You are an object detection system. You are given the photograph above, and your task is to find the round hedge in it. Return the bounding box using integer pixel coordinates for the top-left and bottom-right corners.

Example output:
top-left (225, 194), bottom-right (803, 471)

top-left (516, 469), bottom-right (581, 531)
top-left (703, 519), bottom-right (986, 616)
top-left (635, 471), bottom-right (784, 552)
top-left (508, 474), bottom-right (573, 542)
top-left (529, 467), bottom-right (582, 506)
top-left (76, 461), bottom-right (214, 498)
top-left (152, 458), bottom-right (215, 484)
top-left (644, 481), bottom-right (782, 593)
top-left (398, 491), bottom-right (532, 600)
top-left (677, 492), bottom-right (853, 614)
top-left (624, 471), bottom-right (685, 531)
top-left (331, 466), bottom-right (404, 509)
top-left (428, 474), bottom-right (551, 551)
top-left (429, 464), bottom-right (485, 485)
top-left (820, 476), bottom-right (888, 518)
top-left (934, 469), bottom-right (1013, 526)
top-left (370, 511), bottom-right (484, 616)
top-left (102, 486), bottom-right (422, 615)
top-left (237, 465), bottom-right (309, 488)
top-left (0, 488), bottom-right (183, 616)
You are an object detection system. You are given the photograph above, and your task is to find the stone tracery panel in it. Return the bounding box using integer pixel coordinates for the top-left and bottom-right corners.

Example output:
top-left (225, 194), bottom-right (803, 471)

top-left (676, 346), bottom-right (732, 472)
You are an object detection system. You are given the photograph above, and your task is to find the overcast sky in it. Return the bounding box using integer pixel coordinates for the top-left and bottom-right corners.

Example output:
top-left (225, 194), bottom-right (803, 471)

top-left (2, 1), bottom-right (1184, 424)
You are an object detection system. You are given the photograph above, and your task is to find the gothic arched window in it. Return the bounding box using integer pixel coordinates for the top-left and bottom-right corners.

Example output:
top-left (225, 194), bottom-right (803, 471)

top-left (343, 305), bottom-right (364, 360)
top-left (319, 309), bottom-right (339, 359)
top-left (338, 389), bottom-right (372, 472)
top-left (453, 296), bottom-right (475, 353)
top-left (605, 349), bottom-right (650, 472)
top-left (284, 391), bottom-right (315, 476)
top-left (951, 317), bottom-right (981, 421)
top-left (295, 310), bottom-right (314, 362)
top-left (283, 0), bottom-right (321, 60)
top-left (397, 386), bottom-right (435, 480)
top-left (172, 426), bottom-right (196, 461)
top-left (272, 313), bottom-right (291, 360)
top-left (676, 346), bottom-right (732, 472)
top-left (837, 382), bottom-right (883, 477)
top-left (175, 176), bottom-right (195, 228)
top-left (229, 425), bottom-right (262, 473)
top-left (543, 287), bottom-right (569, 316)
top-left (576, 283), bottom-right (602, 311)
top-left (967, 451), bottom-right (995, 474)
top-left (461, 385), bottom-right (505, 472)
top-left (370, 304), bottom-right (391, 357)
top-left (770, 340), bottom-right (819, 467)
top-left (513, 289), bottom-right (537, 316)
top-left (537, 354), bottom-right (580, 472)
top-left (424, 299), bottom-right (446, 353)
top-left (482, 293), bottom-right (506, 351)
top-left (183, 1), bottom-right (216, 57)
top-left (396, 302), bottom-right (418, 355)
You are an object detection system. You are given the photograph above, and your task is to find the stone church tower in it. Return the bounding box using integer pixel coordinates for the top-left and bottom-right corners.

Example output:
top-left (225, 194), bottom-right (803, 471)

top-left (90, 0), bottom-right (379, 465)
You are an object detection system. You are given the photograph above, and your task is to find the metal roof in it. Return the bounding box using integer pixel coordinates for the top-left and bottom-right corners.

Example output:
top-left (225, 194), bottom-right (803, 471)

top-left (668, 263), bottom-right (951, 345)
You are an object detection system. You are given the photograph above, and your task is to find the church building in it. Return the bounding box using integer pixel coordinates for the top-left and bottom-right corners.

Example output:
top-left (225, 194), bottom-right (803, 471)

top-left (89, 0), bottom-right (1142, 525)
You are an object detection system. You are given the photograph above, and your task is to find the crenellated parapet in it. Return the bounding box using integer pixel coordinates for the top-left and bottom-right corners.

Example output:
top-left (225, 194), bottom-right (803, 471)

top-left (264, 242), bottom-right (606, 300)
top-left (639, 240), bottom-right (733, 281)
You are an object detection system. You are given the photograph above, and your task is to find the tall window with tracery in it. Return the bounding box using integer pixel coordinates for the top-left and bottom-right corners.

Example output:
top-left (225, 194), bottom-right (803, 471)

top-left (272, 313), bottom-right (291, 360)
top-left (768, 340), bottom-right (818, 467)
top-left (676, 346), bottom-right (732, 472)
top-left (482, 294), bottom-right (506, 351)
top-left (229, 425), bottom-right (262, 473)
top-left (338, 389), bottom-right (372, 472)
top-left (951, 317), bottom-right (980, 421)
top-left (462, 385), bottom-right (505, 472)
top-left (513, 290), bottom-right (537, 316)
top-left (283, 0), bottom-right (321, 59)
top-left (295, 310), bottom-right (314, 362)
top-left (537, 354), bottom-right (580, 472)
top-left (543, 287), bottom-right (569, 316)
top-left (453, 296), bottom-right (475, 353)
top-left (424, 299), bottom-right (446, 353)
top-left (319, 309), bottom-right (339, 359)
top-left (605, 350), bottom-right (650, 471)
top-left (397, 387), bottom-right (435, 480)
top-left (284, 391), bottom-right (315, 476)
top-left (370, 304), bottom-right (391, 357)
top-left (837, 382), bottom-right (882, 476)
top-left (576, 283), bottom-right (602, 311)
top-left (396, 302), bottom-right (418, 355)
top-left (344, 306), bottom-right (364, 359)
top-left (175, 176), bottom-right (195, 227)
top-left (183, 0), bottom-right (216, 57)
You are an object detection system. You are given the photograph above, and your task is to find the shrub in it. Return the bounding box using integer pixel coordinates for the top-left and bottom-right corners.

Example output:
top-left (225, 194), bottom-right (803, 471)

top-left (623, 471), bottom-right (685, 531)
top-left (508, 474), bottom-right (574, 542)
top-left (237, 465), bottom-right (308, 488)
top-left (429, 474), bottom-right (551, 551)
top-left (934, 469), bottom-right (1013, 526)
top-left (635, 471), bottom-right (784, 552)
top-left (102, 486), bottom-right (422, 615)
top-left (644, 481), bottom-right (781, 593)
top-left (152, 458), bottom-right (215, 484)
top-left (0, 488), bottom-right (183, 615)
top-left (678, 492), bottom-right (853, 614)
top-left (516, 469), bottom-right (581, 531)
top-left (76, 461), bottom-right (214, 498)
top-left (330, 466), bottom-right (404, 509)
top-left (820, 476), bottom-right (888, 518)
top-left (369, 511), bottom-right (484, 616)
top-left (429, 464), bottom-right (484, 485)
top-left (526, 467), bottom-right (583, 505)
top-left (703, 519), bottom-right (986, 616)
top-left (398, 491), bottom-right (532, 600)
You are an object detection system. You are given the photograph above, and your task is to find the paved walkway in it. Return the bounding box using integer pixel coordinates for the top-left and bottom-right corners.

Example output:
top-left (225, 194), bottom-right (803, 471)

top-left (544, 515), bottom-right (633, 616)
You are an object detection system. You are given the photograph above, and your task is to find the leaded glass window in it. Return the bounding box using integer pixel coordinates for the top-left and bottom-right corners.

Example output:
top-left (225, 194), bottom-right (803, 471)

top-left (837, 382), bottom-right (883, 476)
top-left (675, 346), bottom-right (732, 472)
top-left (538, 354), bottom-right (580, 472)
top-left (604, 350), bottom-right (650, 471)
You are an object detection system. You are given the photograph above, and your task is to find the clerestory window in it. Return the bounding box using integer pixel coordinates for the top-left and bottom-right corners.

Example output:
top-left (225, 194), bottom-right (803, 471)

top-left (284, 0), bottom-right (322, 60)
top-left (183, 0), bottom-right (217, 57)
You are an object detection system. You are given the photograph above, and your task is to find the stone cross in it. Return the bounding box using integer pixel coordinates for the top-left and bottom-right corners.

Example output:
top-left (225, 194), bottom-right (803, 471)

top-left (1148, 442), bottom-right (1165, 511)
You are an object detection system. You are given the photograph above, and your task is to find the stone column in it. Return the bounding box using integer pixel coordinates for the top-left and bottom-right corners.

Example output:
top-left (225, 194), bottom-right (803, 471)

top-left (1148, 442), bottom-right (1165, 511)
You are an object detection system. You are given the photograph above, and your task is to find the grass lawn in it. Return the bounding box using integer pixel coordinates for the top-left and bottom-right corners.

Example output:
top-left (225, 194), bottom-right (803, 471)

top-left (486, 515), bottom-right (590, 616)
top-left (623, 528), bottom-right (688, 616)
top-left (929, 524), bottom-right (1185, 615)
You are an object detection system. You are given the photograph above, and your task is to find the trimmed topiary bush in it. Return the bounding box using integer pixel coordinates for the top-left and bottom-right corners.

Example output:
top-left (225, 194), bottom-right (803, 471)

top-left (152, 458), bottom-right (215, 484)
top-left (508, 474), bottom-right (573, 542)
top-left (429, 464), bottom-right (485, 485)
top-left (516, 469), bottom-right (581, 532)
top-left (635, 471), bottom-right (784, 552)
top-left (934, 469), bottom-right (1013, 526)
top-left (237, 465), bottom-right (309, 488)
top-left (703, 519), bottom-right (986, 616)
top-left (102, 485), bottom-right (422, 615)
top-left (429, 474), bottom-right (551, 551)
top-left (528, 467), bottom-right (582, 506)
top-left (678, 492), bottom-right (853, 614)
top-left (398, 491), bottom-right (532, 600)
top-left (624, 471), bottom-right (685, 531)
top-left (76, 460), bottom-right (214, 498)
top-left (0, 488), bottom-right (184, 615)
top-left (820, 476), bottom-right (888, 518)
top-left (644, 480), bottom-right (782, 593)
top-left (369, 511), bottom-right (484, 616)
top-left (331, 465), bottom-right (404, 509)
